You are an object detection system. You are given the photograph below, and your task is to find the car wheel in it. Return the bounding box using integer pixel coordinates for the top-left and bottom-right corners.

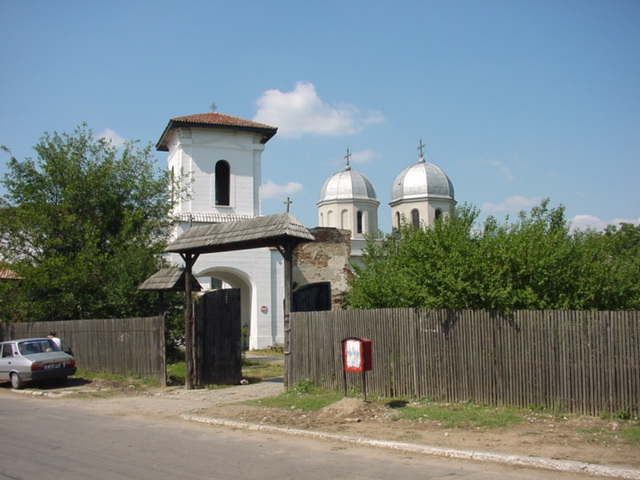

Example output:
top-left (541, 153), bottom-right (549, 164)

top-left (10, 372), bottom-right (25, 389)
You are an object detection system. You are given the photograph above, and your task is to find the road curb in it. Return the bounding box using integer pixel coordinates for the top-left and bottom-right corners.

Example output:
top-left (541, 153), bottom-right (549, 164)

top-left (181, 414), bottom-right (640, 479)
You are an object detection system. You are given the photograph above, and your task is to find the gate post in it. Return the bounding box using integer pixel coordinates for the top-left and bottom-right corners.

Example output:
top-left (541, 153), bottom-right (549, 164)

top-left (282, 242), bottom-right (293, 389)
top-left (182, 252), bottom-right (199, 389)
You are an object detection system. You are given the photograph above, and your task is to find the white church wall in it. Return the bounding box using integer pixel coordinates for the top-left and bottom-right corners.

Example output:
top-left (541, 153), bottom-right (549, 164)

top-left (392, 198), bottom-right (455, 227)
top-left (318, 199), bottom-right (379, 239)
top-left (253, 149), bottom-right (262, 215)
top-left (167, 136), bottom-right (194, 215)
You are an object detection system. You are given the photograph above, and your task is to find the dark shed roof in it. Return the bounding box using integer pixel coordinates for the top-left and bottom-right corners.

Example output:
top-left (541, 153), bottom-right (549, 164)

top-left (156, 112), bottom-right (278, 151)
top-left (165, 213), bottom-right (315, 255)
top-left (138, 267), bottom-right (202, 292)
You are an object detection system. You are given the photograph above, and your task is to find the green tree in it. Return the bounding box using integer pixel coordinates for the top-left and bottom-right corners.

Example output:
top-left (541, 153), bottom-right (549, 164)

top-left (347, 199), bottom-right (640, 311)
top-left (348, 203), bottom-right (484, 309)
top-left (0, 124), bottom-right (180, 322)
top-left (577, 222), bottom-right (640, 310)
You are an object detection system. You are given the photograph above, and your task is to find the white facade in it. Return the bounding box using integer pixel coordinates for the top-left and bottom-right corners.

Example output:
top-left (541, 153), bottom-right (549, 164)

top-left (158, 113), bottom-right (282, 349)
top-left (165, 128), bottom-right (264, 218)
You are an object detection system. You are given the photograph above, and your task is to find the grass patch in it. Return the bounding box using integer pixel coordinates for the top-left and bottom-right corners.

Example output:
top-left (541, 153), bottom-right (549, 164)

top-left (241, 359), bottom-right (284, 383)
top-left (246, 379), bottom-right (342, 411)
top-left (166, 359), bottom-right (283, 386)
top-left (248, 348), bottom-right (284, 357)
top-left (394, 401), bottom-right (524, 429)
top-left (167, 362), bottom-right (186, 385)
top-left (579, 424), bottom-right (640, 447)
top-left (619, 425), bottom-right (640, 446)
top-left (76, 368), bottom-right (159, 388)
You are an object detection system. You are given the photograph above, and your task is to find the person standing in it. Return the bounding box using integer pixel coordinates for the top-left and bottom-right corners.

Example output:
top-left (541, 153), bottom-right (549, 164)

top-left (47, 331), bottom-right (62, 350)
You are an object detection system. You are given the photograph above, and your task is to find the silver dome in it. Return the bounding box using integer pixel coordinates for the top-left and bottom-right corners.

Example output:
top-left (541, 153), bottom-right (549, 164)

top-left (318, 167), bottom-right (377, 203)
top-left (391, 159), bottom-right (454, 203)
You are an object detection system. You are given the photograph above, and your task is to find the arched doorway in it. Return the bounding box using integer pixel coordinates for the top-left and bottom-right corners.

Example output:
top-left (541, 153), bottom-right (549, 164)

top-left (195, 267), bottom-right (254, 349)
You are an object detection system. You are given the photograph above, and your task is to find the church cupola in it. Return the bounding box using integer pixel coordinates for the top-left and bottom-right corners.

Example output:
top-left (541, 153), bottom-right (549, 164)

top-left (317, 149), bottom-right (379, 241)
top-left (390, 139), bottom-right (456, 229)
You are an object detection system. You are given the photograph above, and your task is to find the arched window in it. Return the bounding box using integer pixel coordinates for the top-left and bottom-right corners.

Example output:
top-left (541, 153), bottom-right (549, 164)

top-left (435, 209), bottom-right (442, 220)
top-left (411, 209), bottom-right (420, 227)
top-left (341, 209), bottom-right (349, 229)
top-left (356, 211), bottom-right (363, 234)
top-left (215, 160), bottom-right (230, 206)
top-left (395, 212), bottom-right (401, 229)
top-left (319, 212), bottom-right (324, 227)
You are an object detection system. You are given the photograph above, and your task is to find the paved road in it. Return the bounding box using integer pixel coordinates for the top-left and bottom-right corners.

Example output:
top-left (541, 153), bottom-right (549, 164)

top-left (0, 392), bottom-right (580, 480)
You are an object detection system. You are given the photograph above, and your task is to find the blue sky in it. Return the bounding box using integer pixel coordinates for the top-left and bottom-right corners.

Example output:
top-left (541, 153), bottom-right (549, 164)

top-left (1, 0), bottom-right (639, 234)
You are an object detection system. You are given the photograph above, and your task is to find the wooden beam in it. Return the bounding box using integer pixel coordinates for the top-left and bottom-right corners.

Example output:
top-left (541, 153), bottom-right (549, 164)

top-left (280, 241), bottom-right (294, 388)
top-left (182, 252), bottom-right (199, 389)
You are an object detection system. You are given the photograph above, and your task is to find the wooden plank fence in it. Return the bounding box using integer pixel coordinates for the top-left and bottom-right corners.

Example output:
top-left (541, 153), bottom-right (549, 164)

top-left (0, 317), bottom-right (166, 385)
top-left (288, 309), bottom-right (640, 416)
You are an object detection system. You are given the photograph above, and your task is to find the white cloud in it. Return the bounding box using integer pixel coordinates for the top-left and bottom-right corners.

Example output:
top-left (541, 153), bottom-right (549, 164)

top-left (482, 195), bottom-right (542, 214)
top-left (570, 214), bottom-right (640, 231)
top-left (361, 110), bottom-right (385, 125)
top-left (253, 81), bottom-right (384, 139)
top-left (262, 180), bottom-right (304, 199)
top-left (475, 158), bottom-right (515, 181)
top-left (349, 148), bottom-right (375, 165)
top-left (97, 128), bottom-right (126, 148)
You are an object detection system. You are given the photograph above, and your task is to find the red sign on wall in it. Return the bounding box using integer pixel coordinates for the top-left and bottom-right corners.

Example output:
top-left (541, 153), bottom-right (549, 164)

top-left (342, 337), bottom-right (372, 372)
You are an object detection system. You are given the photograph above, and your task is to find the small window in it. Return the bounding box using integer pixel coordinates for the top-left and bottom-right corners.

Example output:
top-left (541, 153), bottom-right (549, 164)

top-left (435, 209), bottom-right (442, 220)
top-left (356, 211), bottom-right (363, 234)
top-left (411, 209), bottom-right (420, 227)
top-left (215, 160), bottom-right (230, 206)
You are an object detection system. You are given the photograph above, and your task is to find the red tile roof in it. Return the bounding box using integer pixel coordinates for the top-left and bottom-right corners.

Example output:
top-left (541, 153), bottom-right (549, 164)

top-left (0, 269), bottom-right (21, 280)
top-left (156, 112), bottom-right (277, 151)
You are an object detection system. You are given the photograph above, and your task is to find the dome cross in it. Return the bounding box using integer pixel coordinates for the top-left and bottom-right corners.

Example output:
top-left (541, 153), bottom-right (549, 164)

top-left (344, 148), bottom-right (352, 171)
top-left (417, 138), bottom-right (426, 162)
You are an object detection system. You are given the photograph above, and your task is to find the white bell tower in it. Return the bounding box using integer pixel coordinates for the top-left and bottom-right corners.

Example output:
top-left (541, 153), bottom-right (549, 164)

top-left (157, 112), bottom-right (284, 350)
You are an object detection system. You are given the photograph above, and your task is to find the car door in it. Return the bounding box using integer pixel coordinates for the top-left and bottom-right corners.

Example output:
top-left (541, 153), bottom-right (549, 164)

top-left (0, 343), bottom-right (13, 380)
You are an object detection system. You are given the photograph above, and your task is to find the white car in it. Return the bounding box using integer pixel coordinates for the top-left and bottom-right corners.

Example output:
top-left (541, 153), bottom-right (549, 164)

top-left (0, 337), bottom-right (77, 389)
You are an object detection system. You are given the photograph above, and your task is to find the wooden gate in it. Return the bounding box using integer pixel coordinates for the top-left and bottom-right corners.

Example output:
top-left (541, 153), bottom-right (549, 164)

top-left (194, 289), bottom-right (242, 385)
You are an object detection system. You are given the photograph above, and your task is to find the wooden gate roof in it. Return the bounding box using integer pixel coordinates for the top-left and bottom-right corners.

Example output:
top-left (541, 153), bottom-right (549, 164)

top-left (138, 267), bottom-right (202, 292)
top-left (164, 212), bottom-right (315, 255)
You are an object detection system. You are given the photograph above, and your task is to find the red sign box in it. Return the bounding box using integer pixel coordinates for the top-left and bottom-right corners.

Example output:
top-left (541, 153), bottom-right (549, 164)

top-left (342, 337), bottom-right (372, 372)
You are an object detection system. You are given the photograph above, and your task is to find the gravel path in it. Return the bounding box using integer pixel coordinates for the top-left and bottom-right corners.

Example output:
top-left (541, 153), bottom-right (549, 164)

top-left (153, 377), bottom-right (285, 405)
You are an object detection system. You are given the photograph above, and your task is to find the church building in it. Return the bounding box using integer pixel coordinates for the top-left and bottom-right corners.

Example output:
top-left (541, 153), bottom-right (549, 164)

top-left (157, 112), bottom-right (455, 349)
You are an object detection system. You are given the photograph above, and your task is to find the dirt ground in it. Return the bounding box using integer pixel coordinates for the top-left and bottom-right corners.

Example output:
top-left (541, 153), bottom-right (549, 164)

top-left (199, 398), bottom-right (640, 471)
top-left (5, 376), bottom-right (638, 473)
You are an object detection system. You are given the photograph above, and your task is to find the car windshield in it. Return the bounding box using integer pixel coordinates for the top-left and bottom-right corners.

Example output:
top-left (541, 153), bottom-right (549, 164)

top-left (18, 339), bottom-right (60, 355)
